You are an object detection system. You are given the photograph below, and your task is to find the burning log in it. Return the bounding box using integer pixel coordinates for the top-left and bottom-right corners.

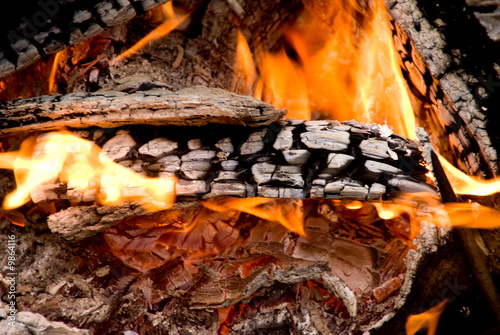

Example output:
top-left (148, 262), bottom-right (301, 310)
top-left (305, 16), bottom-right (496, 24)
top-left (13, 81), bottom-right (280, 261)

top-left (0, 100), bottom-right (436, 240)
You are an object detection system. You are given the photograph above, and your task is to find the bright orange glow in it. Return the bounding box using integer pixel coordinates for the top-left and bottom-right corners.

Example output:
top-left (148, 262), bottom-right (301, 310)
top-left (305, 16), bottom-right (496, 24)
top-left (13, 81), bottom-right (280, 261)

top-left (115, 2), bottom-right (189, 62)
top-left (202, 197), bottom-right (305, 236)
top-left (48, 51), bottom-right (63, 94)
top-left (232, 30), bottom-right (257, 95)
top-left (373, 190), bottom-right (500, 230)
top-left (256, 45), bottom-right (310, 120)
top-left (406, 299), bottom-right (448, 335)
top-left (0, 131), bottom-right (176, 211)
top-left (438, 153), bottom-right (500, 196)
top-left (372, 202), bottom-right (409, 220)
top-left (345, 200), bottom-right (363, 210)
top-left (248, 0), bottom-right (416, 138)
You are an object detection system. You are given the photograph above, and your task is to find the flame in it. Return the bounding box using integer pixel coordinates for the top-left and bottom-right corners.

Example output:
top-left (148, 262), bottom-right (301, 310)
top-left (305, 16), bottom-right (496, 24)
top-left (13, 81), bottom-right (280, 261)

top-left (245, 0), bottom-right (416, 137)
top-left (202, 197), bottom-right (305, 236)
top-left (372, 190), bottom-right (500, 230)
top-left (0, 131), bottom-right (176, 211)
top-left (232, 30), bottom-right (258, 95)
top-left (48, 51), bottom-right (63, 94)
top-left (406, 299), bottom-right (448, 335)
top-left (255, 45), bottom-right (310, 120)
top-left (115, 2), bottom-right (189, 62)
top-left (437, 153), bottom-right (500, 196)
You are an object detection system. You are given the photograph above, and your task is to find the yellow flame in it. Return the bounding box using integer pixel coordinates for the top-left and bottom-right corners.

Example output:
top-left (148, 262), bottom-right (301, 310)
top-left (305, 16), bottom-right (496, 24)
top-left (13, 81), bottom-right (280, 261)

top-left (115, 2), bottom-right (189, 62)
top-left (406, 299), bottom-right (448, 335)
top-left (438, 152), bottom-right (500, 196)
top-left (202, 197), bottom-right (305, 236)
top-left (0, 131), bottom-right (176, 211)
top-left (372, 190), bottom-right (500, 230)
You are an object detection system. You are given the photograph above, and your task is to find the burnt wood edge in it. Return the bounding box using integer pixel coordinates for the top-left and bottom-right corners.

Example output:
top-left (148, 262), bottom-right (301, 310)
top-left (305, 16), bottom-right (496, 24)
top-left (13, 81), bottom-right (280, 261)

top-left (430, 149), bottom-right (500, 323)
top-left (0, 86), bottom-right (286, 135)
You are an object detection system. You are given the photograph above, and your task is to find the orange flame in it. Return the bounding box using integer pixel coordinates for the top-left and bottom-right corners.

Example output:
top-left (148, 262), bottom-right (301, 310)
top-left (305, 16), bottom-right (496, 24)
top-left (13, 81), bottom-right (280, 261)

top-left (406, 299), bottom-right (448, 335)
top-left (256, 45), bottom-right (310, 120)
top-left (48, 51), bottom-right (63, 94)
top-left (232, 30), bottom-right (258, 96)
top-left (438, 153), bottom-right (500, 196)
top-left (373, 190), bottom-right (500, 230)
top-left (0, 131), bottom-right (176, 211)
top-left (115, 2), bottom-right (189, 62)
top-left (202, 197), bottom-right (305, 236)
top-left (247, 0), bottom-right (416, 138)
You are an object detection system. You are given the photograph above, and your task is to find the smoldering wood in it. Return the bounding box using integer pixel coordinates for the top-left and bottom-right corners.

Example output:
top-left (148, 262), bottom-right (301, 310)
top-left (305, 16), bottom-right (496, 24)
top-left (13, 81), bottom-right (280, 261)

top-left (0, 87), bottom-right (285, 136)
top-left (0, 191), bottom-right (464, 335)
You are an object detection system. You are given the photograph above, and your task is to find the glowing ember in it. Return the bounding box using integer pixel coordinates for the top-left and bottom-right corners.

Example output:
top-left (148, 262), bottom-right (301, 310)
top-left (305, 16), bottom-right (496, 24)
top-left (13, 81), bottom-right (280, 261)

top-left (406, 299), bottom-right (448, 335)
top-left (0, 131), bottom-right (176, 211)
top-left (202, 197), bottom-right (305, 236)
top-left (115, 2), bottom-right (189, 62)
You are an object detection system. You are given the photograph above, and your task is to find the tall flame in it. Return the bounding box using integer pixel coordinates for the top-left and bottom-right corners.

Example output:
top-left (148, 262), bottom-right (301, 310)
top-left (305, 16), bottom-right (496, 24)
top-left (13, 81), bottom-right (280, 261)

top-left (0, 131), bottom-right (176, 211)
top-left (255, 45), bottom-right (310, 120)
top-left (241, 0), bottom-right (416, 138)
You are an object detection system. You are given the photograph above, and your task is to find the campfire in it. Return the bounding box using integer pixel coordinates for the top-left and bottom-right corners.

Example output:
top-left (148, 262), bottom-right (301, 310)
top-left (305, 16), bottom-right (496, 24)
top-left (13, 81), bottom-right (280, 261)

top-left (0, 0), bottom-right (500, 334)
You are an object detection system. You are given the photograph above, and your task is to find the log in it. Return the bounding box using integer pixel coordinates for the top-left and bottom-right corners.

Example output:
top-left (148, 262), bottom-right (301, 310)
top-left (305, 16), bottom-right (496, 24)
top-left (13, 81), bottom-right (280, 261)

top-left (0, 0), bottom-right (171, 80)
top-left (387, 0), bottom-right (500, 178)
top-left (3, 118), bottom-right (434, 240)
top-left (0, 86), bottom-right (285, 136)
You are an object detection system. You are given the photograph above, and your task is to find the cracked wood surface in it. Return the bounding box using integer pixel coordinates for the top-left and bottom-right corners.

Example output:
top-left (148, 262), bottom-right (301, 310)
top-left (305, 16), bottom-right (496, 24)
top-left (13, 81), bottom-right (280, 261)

top-left (0, 87), bottom-right (285, 136)
top-left (18, 119), bottom-right (435, 240)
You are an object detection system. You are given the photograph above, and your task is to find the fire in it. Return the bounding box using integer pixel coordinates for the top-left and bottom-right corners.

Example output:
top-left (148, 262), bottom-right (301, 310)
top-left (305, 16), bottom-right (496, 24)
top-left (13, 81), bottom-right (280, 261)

top-left (0, 131), bottom-right (176, 211)
top-left (115, 2), bottom-right (189, 62)
top-left (202, 197), bottom-right (305, 236)
top-left (48, 51), bottom-right (63, 94)
top-left (438, 153), bottom-right (500, 196)
top-left (243, 0), bottom-right (416, 138)
top-left (255, 45), bottom-right (311, 120)
top-left (406, 299), bottom-right (448, 335)
top-left (232, 30), bottom-right (258, 96)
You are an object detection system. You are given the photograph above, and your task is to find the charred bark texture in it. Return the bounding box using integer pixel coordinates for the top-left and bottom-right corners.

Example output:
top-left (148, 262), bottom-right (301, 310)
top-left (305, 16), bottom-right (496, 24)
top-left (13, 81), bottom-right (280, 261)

top-left (0, 0), bottom-right (170, 80)
top-left (387, 0), bottom-right (500, 179)
top-left (2, 117), bottom-right (433, 240)
top-left (0, 86), bottom-right (285, 136)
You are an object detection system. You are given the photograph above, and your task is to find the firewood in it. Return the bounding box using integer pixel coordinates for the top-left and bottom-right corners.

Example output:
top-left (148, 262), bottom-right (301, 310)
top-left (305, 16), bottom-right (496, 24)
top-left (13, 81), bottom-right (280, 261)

top-left (0, 0), bottom-right (171, 80)
top-left (0, 87), bottom-right (285, 136)
top-left (22, 118), bottom-right (435, 241)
